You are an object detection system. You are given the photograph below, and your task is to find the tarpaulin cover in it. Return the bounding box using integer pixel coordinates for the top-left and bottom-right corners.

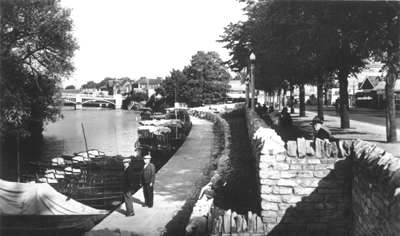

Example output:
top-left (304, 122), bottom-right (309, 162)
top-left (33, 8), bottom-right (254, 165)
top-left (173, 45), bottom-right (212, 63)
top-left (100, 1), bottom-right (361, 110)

top-left (0, 179), bottom-right (108, 215)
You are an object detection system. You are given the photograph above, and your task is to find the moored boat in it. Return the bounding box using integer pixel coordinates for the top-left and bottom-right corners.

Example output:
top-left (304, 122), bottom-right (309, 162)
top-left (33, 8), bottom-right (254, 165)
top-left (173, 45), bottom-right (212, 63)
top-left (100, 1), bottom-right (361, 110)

top-left (0, 179), bottom-right (110, 236)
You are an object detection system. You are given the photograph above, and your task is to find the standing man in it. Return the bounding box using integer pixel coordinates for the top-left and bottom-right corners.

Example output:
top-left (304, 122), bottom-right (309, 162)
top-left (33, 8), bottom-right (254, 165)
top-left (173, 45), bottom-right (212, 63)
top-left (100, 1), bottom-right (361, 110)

top-left (141, 154), bottom-right (156, 208)
top-left (123, 158), bottom-right (139, 217)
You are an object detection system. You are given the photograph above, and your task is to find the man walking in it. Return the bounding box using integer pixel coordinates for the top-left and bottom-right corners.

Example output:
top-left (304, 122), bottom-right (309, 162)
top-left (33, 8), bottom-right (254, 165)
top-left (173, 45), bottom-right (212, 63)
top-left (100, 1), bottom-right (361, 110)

top-left (123, 158), bottom-right (139, 217)
top-left (141, 154), bottom-right (156, 208)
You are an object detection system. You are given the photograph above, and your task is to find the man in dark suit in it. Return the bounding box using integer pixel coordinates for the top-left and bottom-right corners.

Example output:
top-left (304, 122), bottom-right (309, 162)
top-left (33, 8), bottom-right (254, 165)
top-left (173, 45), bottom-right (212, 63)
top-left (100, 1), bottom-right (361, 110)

top-left (123, 158), bottom-right (139, 216)
top-left (141, 154), bottom-right (156, 207)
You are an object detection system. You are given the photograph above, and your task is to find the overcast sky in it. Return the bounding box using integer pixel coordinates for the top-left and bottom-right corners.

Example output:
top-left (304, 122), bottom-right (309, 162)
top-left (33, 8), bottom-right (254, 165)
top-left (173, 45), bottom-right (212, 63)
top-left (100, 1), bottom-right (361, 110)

top-left (61, 0), bottom-right (246, 87)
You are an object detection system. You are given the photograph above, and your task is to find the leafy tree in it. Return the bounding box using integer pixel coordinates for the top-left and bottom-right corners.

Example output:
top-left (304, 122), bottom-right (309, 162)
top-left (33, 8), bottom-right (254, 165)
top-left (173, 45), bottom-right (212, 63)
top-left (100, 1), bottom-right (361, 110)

top-left (65, 85), bottom-right (75, 90)
top-left (81, 80), bottom-right (97, 89)
top-left (0, 0), bottom-right (78, 138)
top-left (161, 51), bottom-right (231, 107)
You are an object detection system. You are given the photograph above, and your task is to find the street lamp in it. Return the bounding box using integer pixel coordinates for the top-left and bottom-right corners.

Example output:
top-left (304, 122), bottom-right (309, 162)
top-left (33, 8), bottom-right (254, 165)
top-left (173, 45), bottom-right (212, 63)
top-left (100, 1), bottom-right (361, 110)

top-left (250, 52), bottom-right (256, 111)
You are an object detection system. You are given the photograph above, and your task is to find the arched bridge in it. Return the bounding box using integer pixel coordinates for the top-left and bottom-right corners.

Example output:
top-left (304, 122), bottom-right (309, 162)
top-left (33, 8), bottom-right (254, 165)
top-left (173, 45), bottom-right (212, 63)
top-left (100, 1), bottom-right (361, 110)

top-left (61, 92), bottom-right (123, 109)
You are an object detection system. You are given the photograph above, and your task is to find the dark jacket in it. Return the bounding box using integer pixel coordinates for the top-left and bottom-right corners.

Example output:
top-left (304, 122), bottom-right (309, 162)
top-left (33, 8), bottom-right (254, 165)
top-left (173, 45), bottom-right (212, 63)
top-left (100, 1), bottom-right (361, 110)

top-left (141, 163), bottom-right (155, 185)
top-left (315, 126), bottom-right (332, 140)
top-left (123, 165), bottom-right (141, 191)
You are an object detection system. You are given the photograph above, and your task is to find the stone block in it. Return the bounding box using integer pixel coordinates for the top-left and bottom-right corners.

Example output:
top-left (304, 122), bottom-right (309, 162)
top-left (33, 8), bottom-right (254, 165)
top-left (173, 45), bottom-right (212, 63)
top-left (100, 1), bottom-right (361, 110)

top-left (274, 163), bottom-right (290, 170)
top-left (223, 210), bottom-right (231, 233)
top-left (272, 186), bottom-right (293, 195)
top-left (297, 178), bottom-right (319, 188)
top-left (262, 216), bottom-right (277, 224)
top-left (260, 178), bottom-right (277, 185)
top-left (294, 187), bottom-right (315, 195)
top-left (306, 140), bottom-right (315, 156)
top-left (260, 170), bottom-right (280, 179)
top-left (282, 195), bottom-right (303, 203)
top-left (275, 153), bottom-right (286, 162)
top-left (261, 201), bottom-right (279, 210)
top-left (256, 216), bottom-right (264, 233)
top-left (277, 179), bottom-right (297, 187)
top-left (314, 163), bottom-right (335, 170)
top-left (297, 170), bottom-right (314, 178)
top-left (315, 138), bottom-right (324, 158)
top-left (261, 194), bottom-right (282, 202)
top-left (331, 141), bottom-right (339, 158)
top-left (279, 202), bottom-right (296, 210)
top-left (313, 170), bottom-right (331, 178)
top-left (290, 164), bottom-right (303, 170)
top-left (307, 159), bottom-right (321, 164)
top-left (280, 171), bottom-right (297, 178)
top-left (297, 137), bottom-right (307, 158)
top-left (323, 140), bottom-right (332, 158)
top-left (261, 210), bottom-right (278, 218)
top-left (261, 185), bottom-right (273, 194)
top-left (287, 141), bottom-right (297, 157)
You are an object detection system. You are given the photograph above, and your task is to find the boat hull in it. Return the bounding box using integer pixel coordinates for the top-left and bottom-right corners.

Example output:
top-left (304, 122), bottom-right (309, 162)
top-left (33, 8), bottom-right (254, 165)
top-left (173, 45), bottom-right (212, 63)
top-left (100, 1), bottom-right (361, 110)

top-left (1, 214), bottom-right (107, 236)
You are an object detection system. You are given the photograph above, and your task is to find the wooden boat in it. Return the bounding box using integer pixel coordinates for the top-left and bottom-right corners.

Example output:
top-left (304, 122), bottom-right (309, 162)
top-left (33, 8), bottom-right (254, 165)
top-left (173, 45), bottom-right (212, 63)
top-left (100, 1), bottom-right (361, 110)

top-left (136, 108), bottom-right (192, 156)
top-left (0, 179), bottom-right (110, 236)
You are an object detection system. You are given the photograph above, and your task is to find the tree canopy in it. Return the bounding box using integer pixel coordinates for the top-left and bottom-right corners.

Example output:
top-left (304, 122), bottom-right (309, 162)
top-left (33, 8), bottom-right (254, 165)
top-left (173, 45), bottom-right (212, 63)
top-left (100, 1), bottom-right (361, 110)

top-left (220, 1), bottom-right (399, 140)
top-left (0, 0), bottom-right (78, 138)
top-left (161, 51), bottom-right (231, 107)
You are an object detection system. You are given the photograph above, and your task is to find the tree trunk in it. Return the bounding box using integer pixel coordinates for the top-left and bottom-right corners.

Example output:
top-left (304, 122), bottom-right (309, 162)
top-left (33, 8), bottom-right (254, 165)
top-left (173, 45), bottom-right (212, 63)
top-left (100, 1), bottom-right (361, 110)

top-left (324, 87), bottom-right (329, 106)
top-left (385, 71), bottom-right (398, 142)
top-left (338, 69), bottom-right (350, 128)
top-left (277, 89), bottom-right (282, 111)
top-left (283, 88), bottom-right (287, 108)
top-left (290, 84), bottom-right (295, 114)
top-left (299, 83), bottom-right (306, 117)
top-left (317, 78), bottom-right (324, 121)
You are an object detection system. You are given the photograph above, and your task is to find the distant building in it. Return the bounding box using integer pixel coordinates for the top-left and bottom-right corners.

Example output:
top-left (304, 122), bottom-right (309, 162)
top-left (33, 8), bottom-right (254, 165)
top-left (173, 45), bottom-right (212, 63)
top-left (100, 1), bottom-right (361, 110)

top-left (356, 76), bottom-right (400, 109)
top-left (135, 78), bottom-right (163, 97)
top-left (227, 80), bottom-right (246, 99)
top-left (137, 78), bottom-right (162, 90)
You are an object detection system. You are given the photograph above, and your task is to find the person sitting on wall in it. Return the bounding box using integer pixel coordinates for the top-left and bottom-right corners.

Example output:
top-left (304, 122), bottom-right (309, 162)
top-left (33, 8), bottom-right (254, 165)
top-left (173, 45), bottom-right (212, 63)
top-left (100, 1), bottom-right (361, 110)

top-left (311, 116), bottom-right (333, 141)
top-left (279, 107), bottom-right (293, 126)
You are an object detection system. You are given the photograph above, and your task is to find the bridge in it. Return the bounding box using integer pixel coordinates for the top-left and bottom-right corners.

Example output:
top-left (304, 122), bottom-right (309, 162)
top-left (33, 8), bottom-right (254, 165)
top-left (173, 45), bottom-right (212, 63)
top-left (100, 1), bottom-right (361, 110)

top-left (61, 92), bottom-right (123, 109)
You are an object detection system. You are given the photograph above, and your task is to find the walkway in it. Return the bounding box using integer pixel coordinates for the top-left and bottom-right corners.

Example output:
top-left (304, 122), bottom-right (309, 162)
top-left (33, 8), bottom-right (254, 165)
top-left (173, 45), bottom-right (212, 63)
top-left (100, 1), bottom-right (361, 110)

top-left (291, 109), bottom-right (400, 157)
top-left (85, 116), bottom-right (214, 236)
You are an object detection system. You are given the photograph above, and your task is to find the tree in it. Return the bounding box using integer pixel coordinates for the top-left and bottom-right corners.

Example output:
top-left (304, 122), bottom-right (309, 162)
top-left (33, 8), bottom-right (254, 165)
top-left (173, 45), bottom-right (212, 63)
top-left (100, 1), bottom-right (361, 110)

top-left (362, 2), bottom-right (399, 142)
top-left (1, 0), bottom-right (78, 138)
top-left (81, 80), bottom-right (97, 89)
top-left (160, 51), bottom-right (231, 107)
top-left (65, 85), bottom-right (75, 90)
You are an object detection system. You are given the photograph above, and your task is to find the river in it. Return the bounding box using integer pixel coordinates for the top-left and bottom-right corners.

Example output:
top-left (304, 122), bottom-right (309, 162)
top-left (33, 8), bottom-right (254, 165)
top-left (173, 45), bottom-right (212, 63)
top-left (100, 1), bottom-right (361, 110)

top-left (43, 107), bottom-right (139, 158)
top-left (1, 107), bottom-right (140, 180)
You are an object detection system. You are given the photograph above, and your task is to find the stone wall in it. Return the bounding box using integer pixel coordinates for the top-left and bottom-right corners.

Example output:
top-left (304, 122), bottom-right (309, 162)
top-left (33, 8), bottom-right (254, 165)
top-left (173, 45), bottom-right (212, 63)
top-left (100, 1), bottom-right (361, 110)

top-left (246, 109), bottom-right (400, 236)
top-left (246, 110), bottom-right (352, 235)
top-left (352, 140), bottom-right (400, 236)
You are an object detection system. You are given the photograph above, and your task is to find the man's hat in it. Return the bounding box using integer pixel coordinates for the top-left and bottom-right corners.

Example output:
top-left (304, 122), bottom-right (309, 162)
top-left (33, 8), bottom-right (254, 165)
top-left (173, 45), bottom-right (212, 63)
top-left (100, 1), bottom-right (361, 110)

top-left (144, 154), bottom-right (152, 160)
top-left (311, 116), bottom-right (323, 125)
top-left (123, 158), bottom-right (131, 163)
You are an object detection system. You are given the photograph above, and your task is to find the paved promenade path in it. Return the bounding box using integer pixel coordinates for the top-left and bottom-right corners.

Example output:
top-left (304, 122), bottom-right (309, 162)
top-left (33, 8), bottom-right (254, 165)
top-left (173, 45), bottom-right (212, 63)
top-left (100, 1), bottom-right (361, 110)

top-left (291, 109), bottom-right (400, 158)
top-left (85, 116), bottom-right (213, 236)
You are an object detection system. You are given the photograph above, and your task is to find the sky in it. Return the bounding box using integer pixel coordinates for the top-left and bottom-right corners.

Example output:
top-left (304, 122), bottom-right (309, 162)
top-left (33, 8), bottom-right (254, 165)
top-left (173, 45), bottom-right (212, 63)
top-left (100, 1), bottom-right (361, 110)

top-left (61, 0), bottom-right (246, 88)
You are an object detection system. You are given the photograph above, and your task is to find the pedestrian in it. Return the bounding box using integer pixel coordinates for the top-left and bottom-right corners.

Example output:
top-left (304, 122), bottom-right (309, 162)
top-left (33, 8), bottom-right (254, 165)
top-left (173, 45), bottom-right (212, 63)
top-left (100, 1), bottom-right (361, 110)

top-left (279, 107), bottom-right (292, 126)
top-left (334, 98), bottom-right (340, 114)
top-left (141, 154), bottom-right (156, 208)
top-left (311, 116), bottom-right (333, 141)
top-left (123, 158), bottom-right (139, 217)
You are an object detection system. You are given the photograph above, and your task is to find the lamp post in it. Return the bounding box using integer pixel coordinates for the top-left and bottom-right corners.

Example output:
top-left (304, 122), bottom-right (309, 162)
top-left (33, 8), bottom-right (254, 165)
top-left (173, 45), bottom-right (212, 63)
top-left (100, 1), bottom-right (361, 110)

top-left (250, 52), bottom-right (256, 111)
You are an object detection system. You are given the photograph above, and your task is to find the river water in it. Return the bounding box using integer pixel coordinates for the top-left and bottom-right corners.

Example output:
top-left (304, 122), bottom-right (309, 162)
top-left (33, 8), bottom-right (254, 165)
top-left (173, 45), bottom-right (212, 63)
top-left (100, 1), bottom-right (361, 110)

top-left (1, 107), bottom-right (140, 180)
top-left (42, 107), bottom-right (139, 158)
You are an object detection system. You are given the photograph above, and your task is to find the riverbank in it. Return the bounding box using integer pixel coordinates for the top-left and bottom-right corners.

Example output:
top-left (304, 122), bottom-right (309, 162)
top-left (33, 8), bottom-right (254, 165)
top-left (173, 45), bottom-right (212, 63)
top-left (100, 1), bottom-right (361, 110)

top-left (86, 116), bottom-right (215, 236)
